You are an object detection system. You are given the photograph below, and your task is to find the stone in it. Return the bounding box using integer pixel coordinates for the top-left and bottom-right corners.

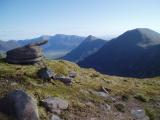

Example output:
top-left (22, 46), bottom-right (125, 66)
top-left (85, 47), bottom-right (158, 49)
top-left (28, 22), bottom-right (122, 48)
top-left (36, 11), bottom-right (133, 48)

top-left (131, 108), bottom-right (146, 119)
top-left (6, 40), bottom-right (47, 64)
top-left (54, 76), bottom-right (72, 85)
top-left (100, 103), bottom-right (111, 111)
top-left (96, 92), bottom-right (109, 98)
top-left (0, 89), bottom-right (39, 120)
top-left (68, 71), bottom-right (77, 78)
top-left (50, 114), bottom-right (62, 120)
top-left (136, 116), bottom-right (150, 120)
top-left (41, 97), bottom-right (68, 114)
top-left (38, 67), bottom-right (55, 80)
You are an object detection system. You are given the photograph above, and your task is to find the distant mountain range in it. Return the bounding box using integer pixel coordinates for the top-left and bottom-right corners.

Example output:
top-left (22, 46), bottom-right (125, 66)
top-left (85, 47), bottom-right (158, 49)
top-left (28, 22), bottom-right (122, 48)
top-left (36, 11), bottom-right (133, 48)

top-left (0, 34), bottom-right (85, 58)
top-left (79, 28), bottom-right (160, 78)
top-left (61, 35), bottom-right (106, 62)
top-left (0, 40), bottom-right (20, 52)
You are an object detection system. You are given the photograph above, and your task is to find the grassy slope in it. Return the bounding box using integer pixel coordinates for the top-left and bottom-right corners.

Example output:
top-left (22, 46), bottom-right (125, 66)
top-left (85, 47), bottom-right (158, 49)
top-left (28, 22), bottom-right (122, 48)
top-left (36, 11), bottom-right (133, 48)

top-left (0, 59), bottom-right (160, 120)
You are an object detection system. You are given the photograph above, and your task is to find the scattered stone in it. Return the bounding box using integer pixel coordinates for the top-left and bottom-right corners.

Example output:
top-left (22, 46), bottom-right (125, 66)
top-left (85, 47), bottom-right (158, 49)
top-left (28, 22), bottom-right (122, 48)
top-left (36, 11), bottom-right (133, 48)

top-left (131, 108), bottom-right (149, 120)
top-left (10, 82), bottom-right (18, 86)
top-left (38, 67), bottom-right (55, 80)
top-left (41, 97), bottom-right (68, 114)
top-left (54, 76), bottom-right (72, 85)
top-left (6, 40), bottom-right (47, 64)
top-left (100, 103), bottom-right (111, 111)
top-left (50, 114), bottom-right (62, 120)
top-left (96, 91), bottom-right (109, 98)
top-left (68, 71), bottom-right (77, 78)
top-left (0, 90), bottom-right (39, 120)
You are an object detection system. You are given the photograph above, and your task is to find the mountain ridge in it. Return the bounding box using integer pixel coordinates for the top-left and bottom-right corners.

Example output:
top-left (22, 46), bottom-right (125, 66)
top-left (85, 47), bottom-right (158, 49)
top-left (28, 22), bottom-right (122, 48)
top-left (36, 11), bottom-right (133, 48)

top-left (79, 28), bottom-right (160, 78)
top-left (61, 35), bottom-right (106, 62)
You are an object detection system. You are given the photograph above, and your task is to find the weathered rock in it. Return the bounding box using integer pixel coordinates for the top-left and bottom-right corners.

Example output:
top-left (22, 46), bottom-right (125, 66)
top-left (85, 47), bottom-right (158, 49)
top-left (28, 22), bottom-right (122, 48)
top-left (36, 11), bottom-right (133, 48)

top-left (54, 76), bottom-right (72, 85)
top-left (68, 71), bottom-right (77, 78)
top-left (41, 97), bottom-right (68, 114)
top-left (38, 67), bottom-right (55, 80)
top-left (50, 114), bottom-right (62, 120)
top-left (6, 40), bottom-right (47, 64)
top-left (131, 108), bottom-right (149, 120)
top-left (0, 90), bottom-right (39, 120)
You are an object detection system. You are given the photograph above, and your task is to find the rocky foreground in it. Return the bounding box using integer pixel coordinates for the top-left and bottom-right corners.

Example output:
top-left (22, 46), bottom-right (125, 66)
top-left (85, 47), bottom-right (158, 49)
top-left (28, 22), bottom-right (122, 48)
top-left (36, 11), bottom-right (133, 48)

top-left (0, 59), bottom-right (159, 120)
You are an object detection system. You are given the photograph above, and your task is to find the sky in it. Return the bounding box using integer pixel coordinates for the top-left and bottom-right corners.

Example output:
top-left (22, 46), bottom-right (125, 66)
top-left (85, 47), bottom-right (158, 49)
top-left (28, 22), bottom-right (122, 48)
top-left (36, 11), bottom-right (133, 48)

top-left (0, 0), bottom-right (160, 40)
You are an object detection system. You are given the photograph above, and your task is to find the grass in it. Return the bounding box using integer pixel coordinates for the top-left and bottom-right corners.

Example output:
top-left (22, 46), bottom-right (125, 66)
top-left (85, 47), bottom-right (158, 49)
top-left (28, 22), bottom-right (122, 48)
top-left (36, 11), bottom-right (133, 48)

top-left (0, 58), bottom-right (160, 119)
top-left (115, 103), bottom-right (125, 112)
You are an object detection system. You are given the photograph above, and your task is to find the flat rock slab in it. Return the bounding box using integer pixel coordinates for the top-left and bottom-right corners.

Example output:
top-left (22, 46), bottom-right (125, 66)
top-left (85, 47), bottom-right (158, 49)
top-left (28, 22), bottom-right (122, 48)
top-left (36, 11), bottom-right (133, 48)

top-left (0, 90), bottom-right (39, 120)
top-left (41, 97), bottom-right (68, 114)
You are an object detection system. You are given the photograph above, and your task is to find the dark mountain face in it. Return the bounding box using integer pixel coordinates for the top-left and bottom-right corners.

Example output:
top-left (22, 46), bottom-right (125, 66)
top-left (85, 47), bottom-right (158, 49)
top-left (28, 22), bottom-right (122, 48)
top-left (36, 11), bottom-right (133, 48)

top-left (78, 28), bottom-right (160, 78)
top-left (61, 35), bottom-right (106, 63)
top-left (0, 40), bottom-right (20, 52)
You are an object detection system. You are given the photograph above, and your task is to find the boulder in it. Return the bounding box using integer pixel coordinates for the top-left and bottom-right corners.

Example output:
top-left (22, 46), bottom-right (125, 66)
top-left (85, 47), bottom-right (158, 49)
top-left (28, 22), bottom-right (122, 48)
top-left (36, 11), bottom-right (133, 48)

top-left (38, 67), bottom-right (55, 80)
top-left (0, 90), bottom-right (39, 120)
top-left (41, 97), bottom-right (68, 114)
top-left (6, 40), bottom-right (47, 64)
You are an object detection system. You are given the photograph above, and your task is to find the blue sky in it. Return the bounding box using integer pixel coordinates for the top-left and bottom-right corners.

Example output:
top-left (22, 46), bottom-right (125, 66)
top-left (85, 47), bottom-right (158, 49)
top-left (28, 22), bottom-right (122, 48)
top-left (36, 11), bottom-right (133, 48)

top-left (0, 0), bottom-right (160, 40)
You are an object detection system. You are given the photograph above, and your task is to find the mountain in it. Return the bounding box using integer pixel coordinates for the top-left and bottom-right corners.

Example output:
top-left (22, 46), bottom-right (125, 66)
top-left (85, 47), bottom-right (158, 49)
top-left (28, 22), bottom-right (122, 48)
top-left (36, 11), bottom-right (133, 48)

top-left (0, 34), bottom-right (85, 59)
top-left (0, 40), bottom-right (20, 52)
top-left (18, 34), bottom-right (84, 51)
top-left (18, 34), bottom-right (85, 58)
top-left (79, 28), bottom-right (160, 78)
top-left (61, 35), bottom-right (106, 63)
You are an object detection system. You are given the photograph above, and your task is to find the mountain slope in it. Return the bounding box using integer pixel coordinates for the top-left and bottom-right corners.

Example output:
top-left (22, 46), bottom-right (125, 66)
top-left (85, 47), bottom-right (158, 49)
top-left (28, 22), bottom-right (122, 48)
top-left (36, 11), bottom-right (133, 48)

top-left (0, 59), bottom-right (160, 120)
top-left (79, 28), bottom-right (160, 78)
top-left (0, 40), bottom-right (20, 52)
top-left (61, 35), bottom-right (106, 62)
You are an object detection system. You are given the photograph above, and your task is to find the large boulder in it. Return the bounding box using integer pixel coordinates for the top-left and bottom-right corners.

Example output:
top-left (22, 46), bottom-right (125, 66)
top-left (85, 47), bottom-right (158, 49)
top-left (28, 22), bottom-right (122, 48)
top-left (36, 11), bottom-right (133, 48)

top-left (0, 90), bottom-right (39, 120)
top-left (6, 40), bottom-right (47, 64)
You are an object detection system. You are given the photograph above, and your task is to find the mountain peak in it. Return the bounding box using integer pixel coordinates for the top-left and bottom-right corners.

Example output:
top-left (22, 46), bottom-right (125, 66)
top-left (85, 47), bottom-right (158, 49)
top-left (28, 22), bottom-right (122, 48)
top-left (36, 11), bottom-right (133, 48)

top-left (86, 35), bottom-right (97, 41)
top-left (117, 28), bottom-right (160, 48)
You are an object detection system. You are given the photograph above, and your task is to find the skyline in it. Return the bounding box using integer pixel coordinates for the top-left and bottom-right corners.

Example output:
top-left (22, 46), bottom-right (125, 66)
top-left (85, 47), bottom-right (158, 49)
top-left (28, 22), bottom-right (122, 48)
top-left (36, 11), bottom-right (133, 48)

top-left (0, 0), bottom-right (160, 40)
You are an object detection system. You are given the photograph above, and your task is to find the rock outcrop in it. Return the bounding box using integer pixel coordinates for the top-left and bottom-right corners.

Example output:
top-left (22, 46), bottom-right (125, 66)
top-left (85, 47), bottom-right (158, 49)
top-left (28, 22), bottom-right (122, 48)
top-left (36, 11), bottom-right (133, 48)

top-left (0, 90), bottom-right (39, 120)
top-left (6, 40), bottom-right (48, 64)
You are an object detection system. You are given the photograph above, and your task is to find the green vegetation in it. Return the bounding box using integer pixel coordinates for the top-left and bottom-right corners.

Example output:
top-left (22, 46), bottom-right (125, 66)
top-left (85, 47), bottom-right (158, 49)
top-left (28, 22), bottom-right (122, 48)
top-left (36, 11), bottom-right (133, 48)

top-left (0, 58), bottom-right (160, 119)
top-left (134, 94), bottom-right (149, 102)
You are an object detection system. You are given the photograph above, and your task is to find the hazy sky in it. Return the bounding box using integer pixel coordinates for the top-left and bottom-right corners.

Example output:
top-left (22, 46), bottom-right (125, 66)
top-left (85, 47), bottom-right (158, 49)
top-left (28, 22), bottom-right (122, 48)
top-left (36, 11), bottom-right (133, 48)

top-left (0, 0), bottom-right (160, 40)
